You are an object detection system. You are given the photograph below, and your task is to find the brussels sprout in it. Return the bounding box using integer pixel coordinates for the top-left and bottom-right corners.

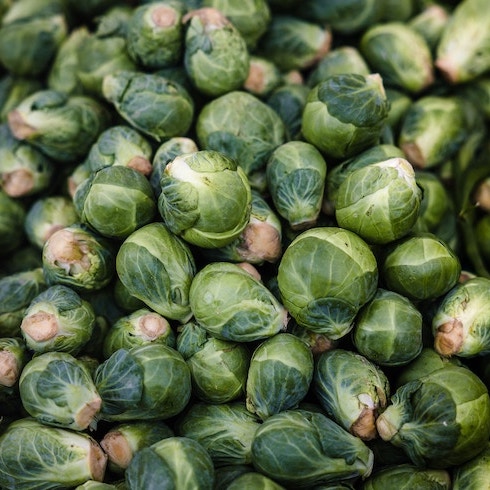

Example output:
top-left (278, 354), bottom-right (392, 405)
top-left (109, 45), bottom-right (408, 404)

top-left (376, 365), bottom-right (490, 468)
top-left (0, 1), bottom-right (67, 77)
top-left (362, 464), bottom-right (451, 490)
top-left (435, 0), bottom-right (490, 83)
top-left (158, 150), bottom-right (252, 248)
top-left (95, 344), bottom-right (192, 421)
top-left (360, 23), bottom-right (434, 94)
top-left (176, 321), bottom-right (250, 403)
top-left (24, 195), bottom-right (78, 249)
top-left (226, 472), bottom-right (285, 490)
top-left (196, 90), bottom-right (286, 177)
top-left (103, 308), bottom-right (175, 359)
top-left (116, 222), bottom-right (196, 322)
top-left (0, 75), bottom-right (43, 122)
top-left (177, 401), bottom-right (261, 466)
top-left (85, 125), bottom-right (154, 177)
top-left (102, 71), bottom-right (194, 143)
top-left (0, 418), bottom-right (107, 489)
top-left (256, 15), bottom-right (331, 72)
top-left (182, 7), bottom-right (249, 97)
top-left (0, 337), bottom-right (28, 387)
top-left (398, 95), bottom-right (468, 169)
top-left (243, 56), bottom-right (282, 98)
top-left (432, 277), bottom-right (490, 358)
top-left (0, 268), bottom-right (46, 337)
top-left (452, 442), bottom-right (490, 490)
top-left (20, 284), bottom-right (96, 355)
top-left (201, 0), bottom-right (271, 50)
top-left (408, 3), bottom-right (449, 52)
top-left (302, 74), bottom-right (390, 160)
top-left (335, 157), bottom-right (422, 245)
top-left (189, 261), bottom-right (288, 342)
top-left (314, 349), bottom-right (389, 440)
top-left (353, 289), bottom-right (423, 367)
top-left (74, 166), bottom-right (156, 240)
top-left (380, 232), bottom-right (461, 302)
top-left (19, 351), bottom-right (101, 431)
top-left (47, 26), bottom-right (89, 95)
top-left (100, 420), bottom-right (174, 473)
top-left (251, 409), bottom-right (374, 487)
top-left (246, 333), bottom-right (313, 420)
top-left (266, 141), bottom-right (327, 230)
top-left (150, 136), bottom-right (199, 198)
top-left (7, 90), bottom-right (111, 164)
top-left (277, 227), bottom-right (378, 339)
top-left (75, 482), bottom-right (121, 490)
top-left (266, 83), bottom-right (309, 141)
top-left (307, 46), bottom-right (370, 88)
top-left (42, 224), bottom-right (116, 292)
top-left (125, 436), bottom-right (214, 490)
top-left (126, 1), bottom-right (185, 70)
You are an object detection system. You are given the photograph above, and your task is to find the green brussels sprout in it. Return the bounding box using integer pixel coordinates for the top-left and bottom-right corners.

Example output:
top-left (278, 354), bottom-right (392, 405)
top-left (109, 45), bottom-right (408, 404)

top-left (398, 95), bottom-right (468, 169)
top-left (103, 308), bottom-right (175, 359)
top-left (177, 401), bottom-right (261, 466)
top-left (0, 75), bottom-right (43, 122)
top-left (176, 321), bottom-right (250, 403)
top-left (189, 261), bottom-right (288, 342)
top-left (353, 289), bottom-right (423, 367)
top-left (435, 0), bottom-right (490, 84)
top-left (226, 472), bottom-right (285, 490)
top-left (201, 0), bottom-right (271, 50)
top-left (183, 7), bottom-right (250, 97)
top-left (150, 136), bottom-right (199, 198)
top-left (296, 0), bottom-right (384, 35)
top-left (314, 349), bottom-right (390, 441)
top-left (432, 277), bottom-right (490, 358)
top-left (102, 71), bottom-right (194, 143)
top-left (47, 26), bottom-right (90, 95)
top-left (20, 284), bottom-right (96, 355)
top-left (452, 442), bottom-right (490, 490)
top-left (256, 15), bottom-right (331, 72)
top-left (126, 1), bottom-right (185, 70)
top-left (196, 90), bottom-right (286, 177)
top-left (0, 418), bottom-right (108, 488)
top-left (95, 344), bottom-right (191, 422)
top-left (125, 436), bottom-right (214, 490)
top-left (0, 190), bottom-right (26, 257)
top-left (376, 365), bottom-right (490, 468)
top-left (266, 82), bottom-right (309, 141)
top-left (0, 337), bottom-right (28, 387)
top-left (301, 74), bottom-right (390, 160)
top-left (0, 0), bottom-right (68, 76)
top-left (75, 6), bottom-right (136, 97)
top-left (325, 144), bottom-right (406, 214)
top-left (7, 90), bottom-right (111, 164)
top-left (307, 46), bottom-right (370, 88)
top-left (362, 464), bottom-right (451, 490)
top-left (360, 22), bottom-right (434, 94)
top-left (266, 141), bottom-right (327, 230)
top-left (408, 3), bottom-right (449, 52)
top-left (24, 195), bottom-right (78, 250)
top-left (85, 125), bottom-right (154, 177)
top-left (380, 232), bottom-right (461, 302)
top-left (335, 157), bottom-right (422, 245)
top-left (158, 149), bottom-right (252, 248)
top-left (75, 482), bottom-right (121, 490)
top-left (246, 333), bottom-right (313, 420)
top-left (277, 227), bottom-right (378, 339)
top-left (0, 123), bottom-right (54, 198)
top-left (200, 190), bottom-right (282, 265)
top-left (243, 56), bottom-right (282, 99)
top-left (42, 224), bottom-right (116, 292)
top-left (100, 420), bottom-right (174, 473)
top-left (0, 268), bottom-right (46, 337)
top-left (116, 222), bottom-right (196, 322)
top-left (74, 166), bottom-right (156, 240)
top-left (251, 409), bottom-right (374, 487)
top-left (19, 351), bottom-right (101, 431)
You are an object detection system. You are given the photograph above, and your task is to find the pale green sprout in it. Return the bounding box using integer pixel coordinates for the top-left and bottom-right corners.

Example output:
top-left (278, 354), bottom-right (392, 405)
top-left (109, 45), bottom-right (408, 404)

top-left (0, 337), bottom-right (28, 387)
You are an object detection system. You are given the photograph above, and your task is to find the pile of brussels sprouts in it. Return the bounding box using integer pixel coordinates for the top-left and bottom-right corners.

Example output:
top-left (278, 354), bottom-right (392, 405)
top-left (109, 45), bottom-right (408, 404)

top-left (1, 0), bottom-right (490, 488)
